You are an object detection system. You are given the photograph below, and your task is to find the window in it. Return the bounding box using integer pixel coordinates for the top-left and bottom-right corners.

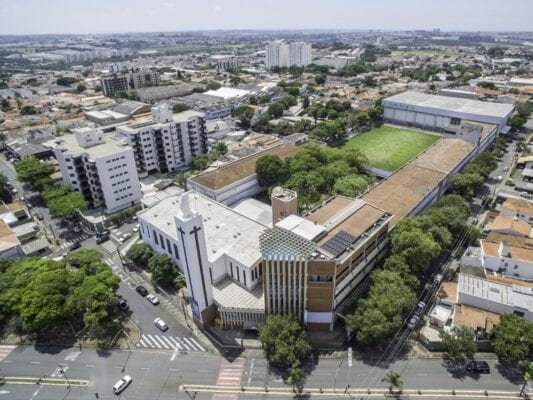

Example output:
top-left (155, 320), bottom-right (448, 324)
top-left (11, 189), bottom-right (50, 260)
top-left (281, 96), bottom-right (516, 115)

top-left (243, 271), bottom-right (246, 285)
top-left (154, 231), bottom-right (159, 245)
top-left (230, 262), bottom-right (233, 278)
top-left (173, 243), bottom-right (179, 260)
top-left (159, 234), bottom-right (165, 249)
top-left (236, 266), bottom-right (240, 282)
top-left (451, 117), bottom-right (461, 126)
top-left (166, 239), bottom-right (171, 254)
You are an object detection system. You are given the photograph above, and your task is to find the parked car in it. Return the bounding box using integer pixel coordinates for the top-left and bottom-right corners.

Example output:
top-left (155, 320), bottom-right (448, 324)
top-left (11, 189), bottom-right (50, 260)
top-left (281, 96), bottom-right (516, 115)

top-left (118, 299), bottom-right (129, 311)
top-left (135, 285), bottom-right (148, 296)
top-left (434, 273), bottom-right (443, 284)
top-left (133, 224), bottom-right (140, 233)
top-left (414, 301), bottom-right (426, 315)
top-left (119, 232), bottom-right (132, 243)
top-left (407, 314), bottom-right (420, 329)
top-left (112, 375), bottom-right (132, 394)
top-left (154, 318), bottom-right (168, 332)
top-left (519, 191), bottom-right (532, 199)
top-left (146, 294), bottom-right (160, 305)
top-left (465, 360), bottom-right (490, 374)
top-left (95, 234), bottom-right (109, 244)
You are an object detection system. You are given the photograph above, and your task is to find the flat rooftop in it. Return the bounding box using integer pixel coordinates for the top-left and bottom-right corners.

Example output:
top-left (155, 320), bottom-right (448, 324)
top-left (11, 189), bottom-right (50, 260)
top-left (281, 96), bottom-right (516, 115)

top-left (384, 91), bottom-right (514, 119)
top-left (0, 220), bottom-right (19, 252)
top-left (362, 164), bottom-right (444, 227)
top-left (57, 131), bottom-right (130, 159)
top-left (138, 191), bottom-right (268, 267)
top-left (410, 138), bottom-right (474, 174)
top-left (190, 143), bottom-right (298, 191)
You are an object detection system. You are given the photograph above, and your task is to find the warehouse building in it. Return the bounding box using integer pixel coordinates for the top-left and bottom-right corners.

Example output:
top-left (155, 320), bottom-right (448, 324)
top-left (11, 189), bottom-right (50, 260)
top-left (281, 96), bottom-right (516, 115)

top-left (383, 91), bottom-right (514, 134)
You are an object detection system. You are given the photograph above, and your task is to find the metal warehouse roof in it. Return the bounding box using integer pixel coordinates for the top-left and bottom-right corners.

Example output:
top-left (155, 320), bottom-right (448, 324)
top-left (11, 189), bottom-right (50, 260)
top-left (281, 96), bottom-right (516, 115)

top-left (384, 91), bottom-right (514, 119)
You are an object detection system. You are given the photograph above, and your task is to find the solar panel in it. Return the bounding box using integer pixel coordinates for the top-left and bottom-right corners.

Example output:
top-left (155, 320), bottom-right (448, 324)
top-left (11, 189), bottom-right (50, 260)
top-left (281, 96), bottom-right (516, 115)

top-left (321, 230), bottom-right (357, 258)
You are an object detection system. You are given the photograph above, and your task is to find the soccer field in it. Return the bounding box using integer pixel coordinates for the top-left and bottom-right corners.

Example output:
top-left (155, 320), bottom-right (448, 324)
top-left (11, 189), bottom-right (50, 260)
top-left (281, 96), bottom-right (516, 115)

top-left (340, 125), bottom-right (441, 172)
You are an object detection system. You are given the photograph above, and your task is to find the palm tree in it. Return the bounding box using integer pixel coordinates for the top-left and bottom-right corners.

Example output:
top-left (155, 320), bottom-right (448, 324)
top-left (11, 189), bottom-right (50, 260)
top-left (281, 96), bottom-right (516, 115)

top-left (382, 371), bottom-right (403, 393)
top-left (520, 362), bottom-right (533, 396)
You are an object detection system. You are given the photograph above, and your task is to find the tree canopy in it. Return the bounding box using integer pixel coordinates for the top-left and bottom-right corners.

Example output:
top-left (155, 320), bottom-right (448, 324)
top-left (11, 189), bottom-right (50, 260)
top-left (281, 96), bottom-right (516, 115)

top-left (493, 314), bottom-right (533, 366)
top-left (15, 156), bottom-right (55, 192)
top-left (148, 254), bottom-right (178, 290)
top-left (232, 105), bottom-right (254, 129)
top-left (0, 250), bottom-right (120, 339)
top-left (258, 315), bottom-right (311, 365)
top-left (439, 326), bottom-right (476, 361)
top-left (126, 243), bottom-right (153, 269)
top-left (172, 102), bottom-right (190, 113)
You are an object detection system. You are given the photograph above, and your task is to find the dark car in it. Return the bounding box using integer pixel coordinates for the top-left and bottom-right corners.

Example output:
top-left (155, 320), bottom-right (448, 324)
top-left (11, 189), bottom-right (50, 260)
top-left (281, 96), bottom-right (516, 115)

top-left (118, 299), bottom-right (129, 311)
top-left (465, 360), bottom-right (490, 374)
top-left (135, 285), bottom-right (148, 296)
top-left (95, 233), bottom-right (110, 244)
top-left (69, 242), bottom-right (81, 251)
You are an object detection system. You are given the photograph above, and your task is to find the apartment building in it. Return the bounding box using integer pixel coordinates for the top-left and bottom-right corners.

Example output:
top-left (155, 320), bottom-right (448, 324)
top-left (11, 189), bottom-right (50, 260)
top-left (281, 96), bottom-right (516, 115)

top-left (266, 41), bottom-right (312, 69)
top-left (101, 70), bottom-right (160, 97)
top-left (480, 233), bottom-right (533, 280)
top-left (54, 124), bottom-right (142, 213)
top-left (117, 106), bottom-right (207, 178)
top-left (101, 75), bottom-right (129, 97)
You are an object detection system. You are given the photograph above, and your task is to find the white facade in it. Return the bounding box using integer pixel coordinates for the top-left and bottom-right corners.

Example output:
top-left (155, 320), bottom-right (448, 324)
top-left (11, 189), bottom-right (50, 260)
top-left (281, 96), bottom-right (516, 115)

top-left (266, 41), bottom-right (312, 69)
top-left (54, 124), bottom-right (142, 213)
top-left (480, 240), bottom-right (533, 281)
top-left (117, 107), bottom-right (207, 178)
top-left (458, 273), bottom-right (533, 322)
top-left (383, 91), bottom-right (514, 134)
top-left (137, 191), bottom-right (268, 326)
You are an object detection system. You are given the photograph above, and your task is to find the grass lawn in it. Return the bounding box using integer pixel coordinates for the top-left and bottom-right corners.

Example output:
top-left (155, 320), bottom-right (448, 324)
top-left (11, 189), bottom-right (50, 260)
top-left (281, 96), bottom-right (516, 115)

top-left (340, 125), bottom-right (440, 171)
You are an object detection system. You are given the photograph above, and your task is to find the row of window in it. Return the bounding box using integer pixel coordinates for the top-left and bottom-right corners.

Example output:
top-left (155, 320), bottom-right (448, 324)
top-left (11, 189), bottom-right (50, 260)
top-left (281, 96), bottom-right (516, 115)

top-left (113, 186), bottom-right (132, 194)
top-left (114, 193), bottom-right (134, 201)
top-left (151, 227), bottom-right (180, 260)
top-left (109, 171), bottom-right (129, 179)
top-left (229, 262), bottom-right (262, 286)
top-left (112, 178), bottom-right (130, 187)
top-left (106, 156), bottom-right (126, 164)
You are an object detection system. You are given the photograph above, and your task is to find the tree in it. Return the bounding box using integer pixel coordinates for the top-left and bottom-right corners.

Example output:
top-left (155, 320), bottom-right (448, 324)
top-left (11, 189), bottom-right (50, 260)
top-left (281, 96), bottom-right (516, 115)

top-left (148, 254), bottom-right (178, 290)
top-left (520, 362), bottom-right (533, 396)
top-left (382, 371), bottom-right (403, 392)
top-left (333, 175), bottom-right (368, 197)
top-left (382, 254), bottom-right (420, 291)
top-left (229, 75), bottom-right (242, 87)
top-left (312, 121), bottom-right (344, 143)
top-left (391, 227), bottom-right (441, 274)
top-left (346, 270), bottom-right (416, 344)
top-left (20, 105), bottom-right (37, 115)
top-left (172, 102), bottom-right (190, 113)
top-left (302, 96), bottom-right (310, 110)
top-left (174, 273), bottom-right (186, 290)
top-left (255, 155), bottom-right (288, 188)
top-left (15, 156), bottom-right (55, 192)
top-left (268, 102), bottom-right (284, 119)
top-left (76, 84), bottom-right (86, 93)
top-left (232, 105), bottom-right (254, 129)
top-left (493, 314), bottom-right (533, 366)
top-left (206, 81), bottom-right (222, 91)
top-left (314, 73), bottom-right (327, 85)
top-left (287, 361), bottom-right (305, 393)
top-left (126, 243), bottom-right (153, 269)
top-left (450, 172), bottom-right (484, 198)
top-left (56, 76), bottom-right (77, 86)
top-left (1, 99), bottom-right (11, 112)
top-left (258, 315), bottom-right (311, 365)
top-left (48, 191), bottom-right (87, 218)
top-left (509, 114), bottom-right (527, 132)
top-left (188, 155), bottom-right (210, 171)
top-left (439, 326), bottom-right (476, 361)
top-left (0, 173), bottom-right (11, 202)
top-left (214, 141), bottom-right (228, 154)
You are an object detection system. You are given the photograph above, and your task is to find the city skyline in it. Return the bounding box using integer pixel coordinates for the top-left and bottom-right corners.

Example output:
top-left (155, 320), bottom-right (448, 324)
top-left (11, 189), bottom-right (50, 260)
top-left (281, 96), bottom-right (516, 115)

top-left (1, 0), bottom-right (533, 35)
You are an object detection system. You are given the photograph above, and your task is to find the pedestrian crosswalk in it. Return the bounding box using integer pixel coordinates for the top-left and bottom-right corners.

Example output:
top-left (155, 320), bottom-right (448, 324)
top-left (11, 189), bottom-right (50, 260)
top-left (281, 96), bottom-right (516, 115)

top-left (101, 241), bottom-right (117, 253)
top-left (59, 233), bottom-right (91, 249)
top-left (0, 345), bottom-right (16, 362)
top-left (136, 334), bottom-right (206, 352)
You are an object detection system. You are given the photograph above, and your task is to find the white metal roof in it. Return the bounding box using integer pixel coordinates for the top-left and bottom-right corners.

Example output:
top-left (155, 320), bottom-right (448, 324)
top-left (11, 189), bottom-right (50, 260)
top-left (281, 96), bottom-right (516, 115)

top-left (276, 214), bottom-right (326, 241)
top-left (384, 91), bottom-right (514, 119)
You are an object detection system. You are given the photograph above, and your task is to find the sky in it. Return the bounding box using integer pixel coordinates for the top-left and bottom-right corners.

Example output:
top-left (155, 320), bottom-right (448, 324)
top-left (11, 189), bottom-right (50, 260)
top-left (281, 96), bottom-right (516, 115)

top-left (0, 0), bottom-right (532, 35)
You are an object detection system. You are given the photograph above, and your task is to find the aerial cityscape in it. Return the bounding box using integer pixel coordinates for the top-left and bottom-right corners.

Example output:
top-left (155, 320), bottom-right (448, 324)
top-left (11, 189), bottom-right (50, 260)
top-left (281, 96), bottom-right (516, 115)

top-left (0, 0), bottom-right (532, 399)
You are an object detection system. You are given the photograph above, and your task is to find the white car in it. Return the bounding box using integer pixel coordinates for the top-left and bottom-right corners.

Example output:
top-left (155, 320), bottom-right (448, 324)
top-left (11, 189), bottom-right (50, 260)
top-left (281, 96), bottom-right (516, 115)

top-left (146, 294), bottom-right (160, 305)
top-left (133, 224), bottom-right (139, 233)
top-left (154, 318), bottom-right (168, 331)
top-left (112, 375), bottom-right (132, 394)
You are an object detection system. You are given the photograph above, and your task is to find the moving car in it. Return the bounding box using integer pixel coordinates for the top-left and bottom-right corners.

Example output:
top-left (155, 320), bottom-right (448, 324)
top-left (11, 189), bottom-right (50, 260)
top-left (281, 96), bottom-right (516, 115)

top-left (154, 318), bottom-right (168, 331)
top-left (465, 360), bottom-right (490, 374)
top-left (146, 294), bottom-right (160, 305)
top-left (69, 242), bottom-right (81, 251)
top-left (135, 285), bottom-right (148, 296)
top-left (95, 234), bottom-right (109, 244)
top-left (112, 375), bottom-right (132, 394)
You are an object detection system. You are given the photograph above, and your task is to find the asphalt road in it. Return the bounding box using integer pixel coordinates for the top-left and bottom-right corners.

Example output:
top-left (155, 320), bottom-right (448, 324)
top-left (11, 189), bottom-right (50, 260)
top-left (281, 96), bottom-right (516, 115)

top-left (0, 345), bottom-right (526, 400)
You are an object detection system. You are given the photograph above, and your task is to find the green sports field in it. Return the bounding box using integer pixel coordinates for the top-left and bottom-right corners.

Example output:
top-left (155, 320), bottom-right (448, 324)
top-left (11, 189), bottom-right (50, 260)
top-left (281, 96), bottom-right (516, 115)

top-left (340, 125), bottom-right (441, 172)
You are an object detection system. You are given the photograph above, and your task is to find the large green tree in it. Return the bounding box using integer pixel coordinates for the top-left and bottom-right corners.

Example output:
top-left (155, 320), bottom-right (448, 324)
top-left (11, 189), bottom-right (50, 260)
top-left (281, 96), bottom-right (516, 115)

top-left (255, 155), bottom-right (288, 188)
top-left (15, 156), bottom-right (55, 192)
top-left (258, 315), bottom-right (311, 365)
top-left (333, 175), bottom-right (368, 197)
top-left (232, 105), bottom-right (254, 129)
top-left (148, 254), bottom-right (178, 289)
top-left (493, 314), bottom-right (533, 366)
top-left (439, 326), bottom-right (476, 361)
top-left (391, 227), bottom-right (441, 274)
top-left (172, 102), bottom-right (190, 113)
top-left (47, 189), bottom-right (88, 218)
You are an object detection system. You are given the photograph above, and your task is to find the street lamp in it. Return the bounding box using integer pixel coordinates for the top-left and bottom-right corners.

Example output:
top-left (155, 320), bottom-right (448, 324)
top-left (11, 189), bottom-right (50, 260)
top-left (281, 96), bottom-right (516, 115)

top-left (58, 363), bottom-right (70, 388)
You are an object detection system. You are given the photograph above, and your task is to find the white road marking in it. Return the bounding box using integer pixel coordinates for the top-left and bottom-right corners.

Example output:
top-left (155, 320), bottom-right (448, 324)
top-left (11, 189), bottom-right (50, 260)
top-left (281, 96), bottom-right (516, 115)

top-left (171, 348), bottom-right (178, 361)
top-left (147, 335), bottom-right (162, 349)
top-left (154, 335), bottom-right (170, 349)
top-left (247, 358), bottom-right (255, 385)
top-left (160, 336), bottom-right (174, 349)
top-left (65, 350), bottom-right (81, 361)
top-left (168, 336), bottom-right (183, 350)
top-left (86, 364), bottom-right (95, 367)
top-left (30, 361), bottom-right (40, 364)
top-left (190, 337), bottom-right (205, 352)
